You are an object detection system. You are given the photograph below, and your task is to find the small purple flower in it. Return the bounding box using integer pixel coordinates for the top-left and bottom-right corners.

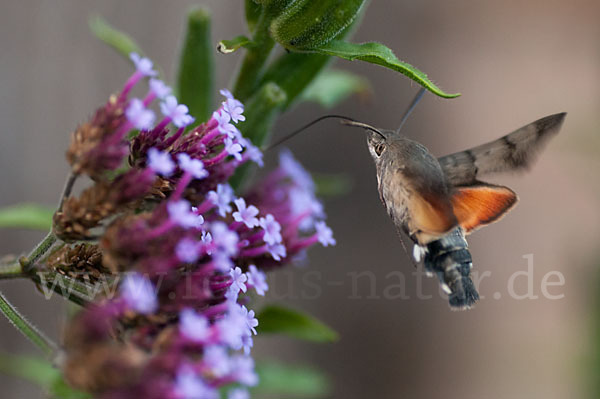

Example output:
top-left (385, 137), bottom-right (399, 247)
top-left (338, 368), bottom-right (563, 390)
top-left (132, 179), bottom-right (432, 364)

top-left (268, 243), bottom-right (286, 261)
top-left (179, 308), bottom-right (210, 342)
top-left (177, 153), bottom-right (208, 179)
top-left (241, 305), bottom-right (258, 335)
top-left (149, 78), bottom-right (171, 99)
top-left (315, 221), bottom-right (336, 246)
top-left (211, 222), bottom-right (239, 256)
top-left (168, 200), bottom-right (204, 229)
top-left (201, 231), bottom-right (212, 245)
top-left (224, 138), bottom-right (243, 161)
top-left (247, 265), bottom-right (268, 296)
top-left (130, 53), bottom-right (157, 77)
top-left (220, 88), bottom-right (234, 100)
top-left (229, 267), bottom-right (248, 294)
top-left (215, 307), bottom-right (246, 350)
top-left (161, 95), bottom-right (195, 128)
top-left (173, 366), bottom-right (217, 399)
top-left (213, 252), bottom-right (234, 273)
top-left (245, 144), bottom-right (264, 167)
top-left (280, 149), bottom-right (314, 191)
top-left (126, 98), bottom-right (156, 130)
top-left (259, 214), bottom-right (282, 246)
top-left (175, 238), bottom-right (201, 263)
top-left (203, 345), bottom-right (230, 377)
top-left (242, 333), bottom-right (253, 356)
top-left (120, 273), bottom-right (157, 314)
top-left (147, 147), bottom-right (175, 177)
top-left (232, 198), bottom-right (259, 228)
top-left (223, 98), bottom-right (245, 123)
top-left (207, 184), bottom-right (234, 217)
top-left (229, 355), bottom-right (258, 386)
top-left (213, 110), bottom-right (237, 138)
top-left (228, 388), bottom-right (249, 399)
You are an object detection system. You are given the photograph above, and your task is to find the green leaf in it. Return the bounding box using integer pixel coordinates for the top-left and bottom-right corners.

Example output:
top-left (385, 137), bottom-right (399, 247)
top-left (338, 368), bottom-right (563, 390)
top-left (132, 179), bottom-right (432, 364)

top-left (270, 0), bottom-right (367, 51)
top-left (0, 203), bottom-right (54, 230)
top-left (217, 35), bottom-right (252, 54)
top-left (176, 7), bottom-right (214, 124)
top-left (49, 377), bottom-right (92, 399)
top-left (245, 0), bottom-right (262, 33)
top-left (313, 172), bottom-right (354, 197)
top-left (301, 69), bottom-right (369, 108)
top-left (89, 16), bottom-right (142, 58)
top-left (253, 360), bottom-right (331, 397)
top-left (257, 305), bottom-right (338, 342)
top-left (259, 52), bottom-right (332, 109)
top-left (314, 40), bottom-right (460, 98)
top-left (0, 353), bottom-right (59, 386)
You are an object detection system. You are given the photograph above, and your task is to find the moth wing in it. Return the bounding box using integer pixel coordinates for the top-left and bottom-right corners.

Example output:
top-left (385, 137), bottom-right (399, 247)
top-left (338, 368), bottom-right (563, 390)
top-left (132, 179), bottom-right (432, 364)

top-left (451, 183), bottom-right (518, 233)
top-left (438, 113), bottom-right (566, 186)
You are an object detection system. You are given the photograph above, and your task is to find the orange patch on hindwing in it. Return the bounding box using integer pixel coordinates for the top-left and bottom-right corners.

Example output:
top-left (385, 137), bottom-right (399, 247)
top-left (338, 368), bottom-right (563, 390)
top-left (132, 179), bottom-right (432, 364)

top-left (451, 184), bottom-right (518, 233)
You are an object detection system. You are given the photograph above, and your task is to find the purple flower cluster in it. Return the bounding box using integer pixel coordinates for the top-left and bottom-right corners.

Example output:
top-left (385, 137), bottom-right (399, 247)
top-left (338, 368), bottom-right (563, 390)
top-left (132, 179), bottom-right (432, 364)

top-left (61, 53), bottom-right (334, 399)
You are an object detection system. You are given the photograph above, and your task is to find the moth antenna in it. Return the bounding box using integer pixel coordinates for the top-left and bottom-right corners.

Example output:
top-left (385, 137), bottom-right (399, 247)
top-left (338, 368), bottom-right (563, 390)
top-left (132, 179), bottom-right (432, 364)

top-left (265, 114), bottom-right (384, 151)
top-left (395, 87), bottom-right (427, 134)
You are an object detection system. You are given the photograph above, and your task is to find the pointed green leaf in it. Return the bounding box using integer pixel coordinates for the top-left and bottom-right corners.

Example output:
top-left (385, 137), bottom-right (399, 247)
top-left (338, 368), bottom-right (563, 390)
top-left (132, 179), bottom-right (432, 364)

top-left (314, 40), bottom-right (460, 98)
top-left (0, 203), bottom-right (54, 230)
top-left (257, 305), bottom-right (338, 342)
top-left (301, 69), bottom-right (369, 108)
top-left (176, 7), bottom-right (214, 123)
top-left (253, 360), bottom-right (331, 397)
top-left (0, 353), bottom-right (58, 386)
top-left (217, 35), bottom-right (252, 54)
top-left (89, 16), bottom-right (142, 58)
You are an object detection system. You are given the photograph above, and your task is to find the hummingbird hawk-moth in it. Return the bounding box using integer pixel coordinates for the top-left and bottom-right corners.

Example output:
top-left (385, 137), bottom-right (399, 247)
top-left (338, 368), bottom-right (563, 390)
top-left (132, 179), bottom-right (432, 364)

top-left (360, 111), bottom-right (566, 309)
top-left (270, 101), bottom-right (566, 309)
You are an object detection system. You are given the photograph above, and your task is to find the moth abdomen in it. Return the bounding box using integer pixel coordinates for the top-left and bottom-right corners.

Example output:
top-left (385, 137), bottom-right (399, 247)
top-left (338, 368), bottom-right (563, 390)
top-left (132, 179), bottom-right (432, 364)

top-left (423, 227), bottom-right (479, 309)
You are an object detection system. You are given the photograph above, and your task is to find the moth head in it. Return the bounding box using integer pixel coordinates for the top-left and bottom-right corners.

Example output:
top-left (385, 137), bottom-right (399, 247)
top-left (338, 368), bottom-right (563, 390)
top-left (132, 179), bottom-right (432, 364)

top-left (367, 129), bottom-right (387, 159)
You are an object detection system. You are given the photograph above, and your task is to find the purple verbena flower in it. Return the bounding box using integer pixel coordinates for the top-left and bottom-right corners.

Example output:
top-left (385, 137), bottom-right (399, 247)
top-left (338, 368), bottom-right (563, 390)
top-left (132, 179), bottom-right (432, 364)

top-left (175, 238), bottom-right (201, 263)
top-left (315, 221), bottom-right (336, 246)
top-left (147, 147), bottom-right (175, 177)
top-left (203, 345), bottom-right (230, 377)
top-left (211, 222), bottom-right (239, 256)
top-left (229, 267), bottom-right (248, 294)
top-left (126, 98), bottom-right (156, 130)
top-left (232, 198), bottom-right (259, 228)
top-left (168, 200), bottom-right (204, 229)
top-left (161, 95), bottom-right (195, 128)
top-left (173, 366), bottom-right (218, 399)
top-left (149, 78), bottom-right (171, 99)
top-left (268, 243), bottom-right (287, 261)
top-left (130, 53), bottom-right (157, 77)
top-left (229, 355), bottom-right (258, 386)
top-left (120, 273), bottom-right (157, 314)
top-left (222, 98), bottom-right (245, 123)
top-left (177, 153), bottom-right (208, 179)
top-left (241, 305), bottom-right (258, 335)
top-left (259, 214), bottom-right (282, 246)
top-left (224, 138), bottom-right (243, 161)
top-left (280, 149), bottom-right (314, 191)
top-left (207, 184), bottom-right (234, 217)
top-left (228, 388), bottom-right (250, 399)
top-left (247, 265), bottom-right (268, 296)
top-left (220, 89), bottom-right (234, 100)
top-left (179, 308), bottom-right (210, 343)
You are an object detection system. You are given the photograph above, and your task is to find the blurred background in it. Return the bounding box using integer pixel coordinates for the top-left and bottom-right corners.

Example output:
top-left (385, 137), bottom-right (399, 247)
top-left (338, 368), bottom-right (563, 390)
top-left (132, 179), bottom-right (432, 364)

top-left (1, 0), bottom-right (599, 398)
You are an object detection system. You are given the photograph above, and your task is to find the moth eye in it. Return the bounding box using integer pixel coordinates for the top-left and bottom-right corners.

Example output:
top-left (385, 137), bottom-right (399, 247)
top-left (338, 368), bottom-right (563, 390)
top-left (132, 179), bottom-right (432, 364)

top-left (374, 144), bottom-right (385, 156)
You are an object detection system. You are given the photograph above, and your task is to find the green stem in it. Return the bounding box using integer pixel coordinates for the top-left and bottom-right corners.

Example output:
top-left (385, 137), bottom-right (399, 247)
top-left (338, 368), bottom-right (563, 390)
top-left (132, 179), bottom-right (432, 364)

top-left (0, 290), bottom-right (57, 357)
top-left (233, 9), bottom-right (276, 101)
top-left (19, 231), bottom-right (57, 270)
top-left (29, 269), bottom-right (96, 306)
top-left (0, 259), bottom-right (24, 280)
